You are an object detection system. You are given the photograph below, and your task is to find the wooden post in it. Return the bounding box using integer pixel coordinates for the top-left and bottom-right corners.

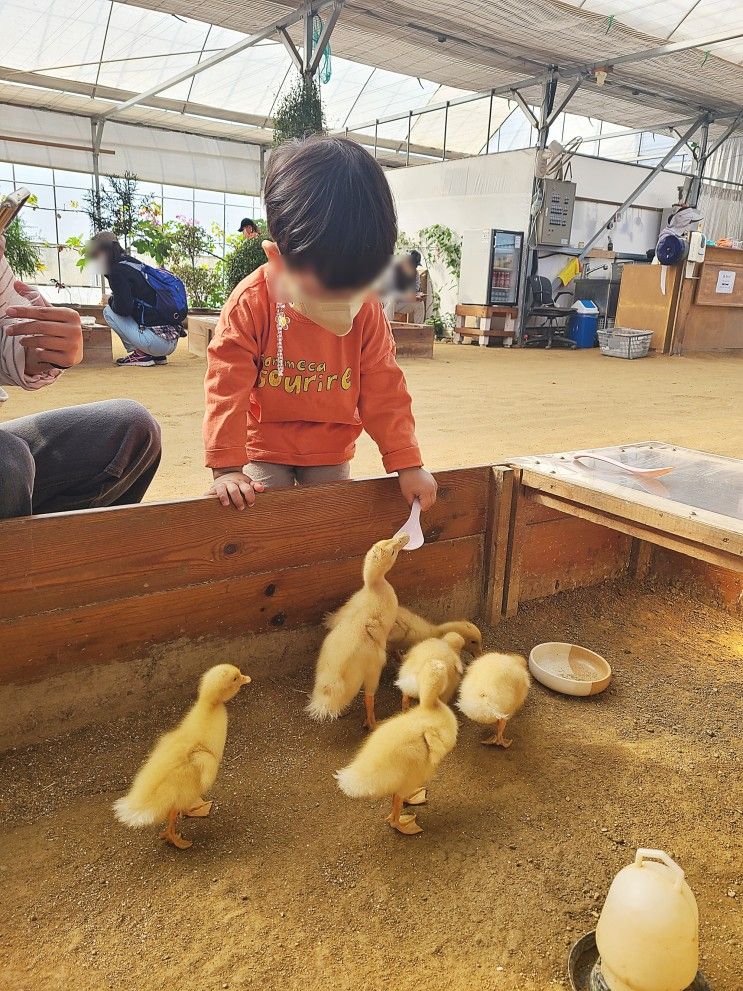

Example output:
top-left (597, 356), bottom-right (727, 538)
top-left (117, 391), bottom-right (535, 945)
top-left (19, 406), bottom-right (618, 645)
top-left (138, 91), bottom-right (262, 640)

top-left (482, 467), bottom-right (515, 624)
top-left (503, 470), bottom-right (527, 618)
top-left (629, 538), bottom-right (654, 581)
top-left (478, 315), bottom-right (490, 347)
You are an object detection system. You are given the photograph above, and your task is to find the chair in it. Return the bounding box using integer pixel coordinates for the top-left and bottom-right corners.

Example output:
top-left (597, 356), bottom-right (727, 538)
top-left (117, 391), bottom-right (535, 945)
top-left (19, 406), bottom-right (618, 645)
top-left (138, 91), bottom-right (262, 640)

top-left (523, 275), bottom-right (576, 349)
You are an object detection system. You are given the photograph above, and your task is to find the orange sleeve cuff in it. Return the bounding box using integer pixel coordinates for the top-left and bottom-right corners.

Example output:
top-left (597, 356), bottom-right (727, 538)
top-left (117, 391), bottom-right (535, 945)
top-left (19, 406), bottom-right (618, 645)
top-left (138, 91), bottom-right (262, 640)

top-left (205, 447), bottom-right (247, 469)
top-left (382, 446), bottom-right (423, 474)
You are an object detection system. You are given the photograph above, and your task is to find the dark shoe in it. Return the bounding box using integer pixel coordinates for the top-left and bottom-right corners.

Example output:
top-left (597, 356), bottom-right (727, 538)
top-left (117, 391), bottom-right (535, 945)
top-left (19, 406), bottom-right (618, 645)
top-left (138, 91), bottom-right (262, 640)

top-left (153, 355), bottom-right (168, 365)
top-left (116, 350), bottom-right (155, 367)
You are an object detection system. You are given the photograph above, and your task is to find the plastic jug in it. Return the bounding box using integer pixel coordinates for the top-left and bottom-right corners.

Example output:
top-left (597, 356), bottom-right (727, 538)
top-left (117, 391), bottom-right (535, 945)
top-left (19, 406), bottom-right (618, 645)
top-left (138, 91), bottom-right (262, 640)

top-left (595, 849), bottom-right (699, 991)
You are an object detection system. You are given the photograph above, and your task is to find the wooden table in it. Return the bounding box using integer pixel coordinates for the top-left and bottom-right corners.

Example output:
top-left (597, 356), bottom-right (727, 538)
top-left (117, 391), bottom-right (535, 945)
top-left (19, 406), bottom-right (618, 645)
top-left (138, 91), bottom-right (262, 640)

top-left (503, 441), bottom-right (743, 617)
top-left (389, 321), bottom-right (434, 358)
top-left (454, 303), bottom-right (517, 347)
top-left (187, 314), bottom-right (219, 358)
top-left (80, 324), bottom-right (113, 367)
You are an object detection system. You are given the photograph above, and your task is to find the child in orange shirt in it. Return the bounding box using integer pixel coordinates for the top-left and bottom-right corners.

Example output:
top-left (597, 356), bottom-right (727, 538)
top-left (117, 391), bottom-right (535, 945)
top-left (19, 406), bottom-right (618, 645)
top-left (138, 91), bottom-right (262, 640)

top-left (203, 136), bottom-right (437, 512)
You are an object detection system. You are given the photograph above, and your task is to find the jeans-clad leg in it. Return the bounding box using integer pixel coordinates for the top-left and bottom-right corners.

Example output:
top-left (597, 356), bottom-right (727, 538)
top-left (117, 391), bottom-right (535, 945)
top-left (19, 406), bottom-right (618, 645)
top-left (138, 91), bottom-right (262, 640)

top-left (103, 305), bottom-right (177, 358)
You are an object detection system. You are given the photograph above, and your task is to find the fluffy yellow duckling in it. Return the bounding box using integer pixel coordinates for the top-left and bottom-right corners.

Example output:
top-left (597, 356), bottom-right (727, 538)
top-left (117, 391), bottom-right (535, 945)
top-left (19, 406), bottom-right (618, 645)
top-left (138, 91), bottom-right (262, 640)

top-left (457, 651), bottom-right (530, 748)
top-left (335, 659), bottom-right (458, 835)
top-left (395, 632), bottom-right (466, 711)
top-left (388, 605), bottom-right (482, 659)
top-left (113, 664), bottom-right (251, 849)
top-left (308, 534), bottom-right (408, 729)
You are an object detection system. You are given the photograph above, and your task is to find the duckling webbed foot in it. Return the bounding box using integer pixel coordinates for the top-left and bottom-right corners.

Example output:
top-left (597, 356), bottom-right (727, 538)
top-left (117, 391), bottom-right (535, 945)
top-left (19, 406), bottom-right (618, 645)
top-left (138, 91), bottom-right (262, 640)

top-left (404, 788), bottom-right (427, 806)
top-left (386, 794), bottom-right (423, 835)
top-left (482, 719), bottom-right (512, 748)
top-left (160, 810), bottom-right (192, 849)
top-left (185, 799), bottom-right (213, 818)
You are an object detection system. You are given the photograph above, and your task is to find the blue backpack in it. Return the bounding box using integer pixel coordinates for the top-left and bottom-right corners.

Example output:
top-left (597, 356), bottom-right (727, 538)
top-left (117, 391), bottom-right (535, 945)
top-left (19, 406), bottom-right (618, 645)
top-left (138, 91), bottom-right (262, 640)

top-left (122, 260), bottom-right (188, 327)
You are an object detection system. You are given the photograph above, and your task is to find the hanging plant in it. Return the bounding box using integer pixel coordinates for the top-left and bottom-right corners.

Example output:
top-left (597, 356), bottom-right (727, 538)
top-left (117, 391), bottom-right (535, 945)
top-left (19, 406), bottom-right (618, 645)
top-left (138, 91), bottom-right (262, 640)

top-left (272, 75), bottom-right (326, 146)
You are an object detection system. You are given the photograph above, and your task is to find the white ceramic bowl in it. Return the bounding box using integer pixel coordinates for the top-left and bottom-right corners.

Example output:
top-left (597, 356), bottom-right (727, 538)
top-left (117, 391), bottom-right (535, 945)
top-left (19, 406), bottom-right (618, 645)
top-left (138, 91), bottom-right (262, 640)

top-left (529, 642), bottom-right (611, 697)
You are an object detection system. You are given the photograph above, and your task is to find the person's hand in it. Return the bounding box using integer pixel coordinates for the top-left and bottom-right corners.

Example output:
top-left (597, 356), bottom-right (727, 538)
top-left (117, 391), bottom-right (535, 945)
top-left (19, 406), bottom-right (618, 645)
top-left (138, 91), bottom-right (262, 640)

top-left (5, 295), bottom-right (83, 371)
top-left (207, 470), bottom-right (265, 510)
top-left (397, 467), bottom-right (437, 511)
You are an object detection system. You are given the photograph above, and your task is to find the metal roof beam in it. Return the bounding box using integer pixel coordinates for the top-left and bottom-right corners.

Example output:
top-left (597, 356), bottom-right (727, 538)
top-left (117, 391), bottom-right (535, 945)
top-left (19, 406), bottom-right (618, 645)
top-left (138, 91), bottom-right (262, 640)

top-left (578, 114), bottom-right (708, 261)
top-left (98, 1), bottom-right (336, 122)
top-left (309, 1), bottom-right (344, 75)
top-left (578, 29), bottom-right (743, 72)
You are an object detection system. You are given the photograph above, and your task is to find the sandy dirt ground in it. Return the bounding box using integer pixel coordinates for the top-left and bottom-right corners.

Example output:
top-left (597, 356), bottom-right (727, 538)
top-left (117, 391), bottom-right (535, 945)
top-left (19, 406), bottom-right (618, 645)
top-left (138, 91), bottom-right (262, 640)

top-left (2, 582), bottom-right (741, 991)
top-left (2, 340), bottom-right (742, 501)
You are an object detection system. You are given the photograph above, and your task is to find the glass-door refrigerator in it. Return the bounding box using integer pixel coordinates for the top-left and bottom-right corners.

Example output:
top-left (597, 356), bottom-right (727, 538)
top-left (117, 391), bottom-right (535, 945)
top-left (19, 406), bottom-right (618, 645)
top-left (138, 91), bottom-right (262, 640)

top-left (458, 229), bottom-right (524, 307)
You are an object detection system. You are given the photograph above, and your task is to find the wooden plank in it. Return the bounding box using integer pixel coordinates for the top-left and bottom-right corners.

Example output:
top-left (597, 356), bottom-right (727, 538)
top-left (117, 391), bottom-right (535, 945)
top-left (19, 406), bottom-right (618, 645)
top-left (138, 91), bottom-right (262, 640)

top-left (0, 468), bottom-right (490, 619)
top-left (615, 263), bottom-right (681, 353)
top-left (186, 315), bottom-right (218, 359)
top-left (628, 538), bottom-right (654, 580)
top-left (482, 467), bottom-right (514, 623)
top-left (519, 466), bottom-right (743, 555)
top-left (0, 535), bottom-right (483, 685)
top-left (503, 471), bottom-right (527, 618)
top-left (390, 322), bottom-right (434, 358)
top-left (528, 490), bottom-right (743, 573)
top-left (79, 327), bottom-right (113, 367)
top-left (519, 515), bottom-right (631, 602)
top-left (455, 304), bottom-right (517, 318)
top-left (695, 251), bottom-right (743, 308)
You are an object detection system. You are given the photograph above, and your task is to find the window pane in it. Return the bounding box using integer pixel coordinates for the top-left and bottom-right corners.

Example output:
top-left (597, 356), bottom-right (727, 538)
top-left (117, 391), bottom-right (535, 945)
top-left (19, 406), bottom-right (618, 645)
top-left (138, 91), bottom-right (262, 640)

top-left (56, 211), bottom-right (90, 243)
top-left (225, 192), bottom-right (254, 208)
top-left (23, 209), bottom-right (57, 243)
top-left (194, 187), bottom-right (224, 204)
top-left (163, 198), bottom-right (193, 221)
top-left (162, 183), bottom-right (193, 199)
top-left (194, 201), bottom-right (225, 233)
top-left (23, 184), bottom-right (55, 209)
top-left (55, 187), bottom-right (89, 210)
top-left (54, 168), bottom-right (92, 188)
top-left (13, 164), bottom-right (54, 185)
top-left (0, 162), bottom-right (13, 181)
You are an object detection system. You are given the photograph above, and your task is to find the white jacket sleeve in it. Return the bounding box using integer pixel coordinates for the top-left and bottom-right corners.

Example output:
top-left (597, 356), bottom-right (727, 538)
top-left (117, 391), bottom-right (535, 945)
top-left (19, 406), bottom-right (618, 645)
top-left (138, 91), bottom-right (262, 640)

top-left (0, 259), bottom-right (61, 397)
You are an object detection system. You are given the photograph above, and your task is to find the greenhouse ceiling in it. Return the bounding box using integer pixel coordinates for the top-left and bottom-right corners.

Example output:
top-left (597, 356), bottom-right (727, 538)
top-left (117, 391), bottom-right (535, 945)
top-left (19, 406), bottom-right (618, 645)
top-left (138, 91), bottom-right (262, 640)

top-left (0, 0), bottom-right (742, 161)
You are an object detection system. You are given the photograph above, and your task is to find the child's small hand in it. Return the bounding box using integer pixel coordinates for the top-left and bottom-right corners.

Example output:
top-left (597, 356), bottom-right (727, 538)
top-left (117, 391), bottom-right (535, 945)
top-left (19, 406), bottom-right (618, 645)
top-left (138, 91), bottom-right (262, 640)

top-left (208, 470), bottom-right (265, 510)
top-left (397, 467), bottom-right (437, 511)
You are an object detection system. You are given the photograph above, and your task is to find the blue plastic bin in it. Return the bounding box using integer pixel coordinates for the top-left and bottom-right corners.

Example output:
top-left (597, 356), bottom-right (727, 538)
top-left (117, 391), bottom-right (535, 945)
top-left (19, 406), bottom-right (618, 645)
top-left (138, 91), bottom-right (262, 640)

top-left (569, 300), bottom-right (599, 349)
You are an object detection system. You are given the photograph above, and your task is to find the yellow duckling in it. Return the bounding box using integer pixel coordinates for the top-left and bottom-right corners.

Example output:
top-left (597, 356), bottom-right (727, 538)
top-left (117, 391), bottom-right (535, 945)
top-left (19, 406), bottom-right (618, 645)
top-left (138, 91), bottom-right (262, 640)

top-left (457, 651), bottom-right (530, 748)
top-left (395, 632), bottom-right (466, 711)
top-left (308, 534), bottom-right (408, 729)
top-left (335, 659), bottom-right (458, 835)
top-left (113, 664), bottom-right (251, 849)
top-left (388, 605), bottom-right (482, 659)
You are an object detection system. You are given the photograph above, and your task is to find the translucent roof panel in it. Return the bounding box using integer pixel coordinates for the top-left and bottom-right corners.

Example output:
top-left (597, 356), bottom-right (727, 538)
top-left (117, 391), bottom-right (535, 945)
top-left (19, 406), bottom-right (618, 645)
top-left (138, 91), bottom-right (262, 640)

top-left (561, 0), bottom-right (743, 67)
top-left (1, 0), bottom-right (742, 160)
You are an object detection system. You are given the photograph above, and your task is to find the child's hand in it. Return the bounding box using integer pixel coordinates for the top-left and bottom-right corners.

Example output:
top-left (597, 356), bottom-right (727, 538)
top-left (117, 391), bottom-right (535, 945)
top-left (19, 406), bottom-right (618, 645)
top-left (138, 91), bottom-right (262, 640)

top-left (208, 470), bottom-right (265, 510)
top-left (397, 467), bottom-right (437, 511)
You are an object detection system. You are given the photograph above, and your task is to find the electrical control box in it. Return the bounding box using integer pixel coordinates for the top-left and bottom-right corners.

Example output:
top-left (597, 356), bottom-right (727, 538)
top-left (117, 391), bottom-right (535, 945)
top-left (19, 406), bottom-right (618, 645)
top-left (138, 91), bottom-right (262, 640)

top-left (537, 179), bottom-right (576, 247)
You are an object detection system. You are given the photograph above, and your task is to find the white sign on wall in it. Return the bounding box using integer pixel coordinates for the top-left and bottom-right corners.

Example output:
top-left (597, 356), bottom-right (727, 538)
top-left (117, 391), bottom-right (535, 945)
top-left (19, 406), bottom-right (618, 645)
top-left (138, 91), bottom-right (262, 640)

top-left (715, 270), bottom-right (736, 294)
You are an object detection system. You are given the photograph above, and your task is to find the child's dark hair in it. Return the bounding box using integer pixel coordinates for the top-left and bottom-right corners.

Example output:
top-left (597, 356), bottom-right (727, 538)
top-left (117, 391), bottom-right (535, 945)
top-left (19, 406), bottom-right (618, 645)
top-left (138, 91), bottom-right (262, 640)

top-left (264, 136), bottom-right (397, 290)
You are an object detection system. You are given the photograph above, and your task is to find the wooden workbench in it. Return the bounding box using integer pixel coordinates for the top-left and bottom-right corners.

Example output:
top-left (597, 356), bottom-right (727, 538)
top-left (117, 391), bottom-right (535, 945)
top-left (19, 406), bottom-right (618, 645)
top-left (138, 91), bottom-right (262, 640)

top-left (615, 246), bottom-right (743, 354)
top-left (504, 441), bottom-right (743, 616)
top-left (454, 303), bottom-right (517, 347)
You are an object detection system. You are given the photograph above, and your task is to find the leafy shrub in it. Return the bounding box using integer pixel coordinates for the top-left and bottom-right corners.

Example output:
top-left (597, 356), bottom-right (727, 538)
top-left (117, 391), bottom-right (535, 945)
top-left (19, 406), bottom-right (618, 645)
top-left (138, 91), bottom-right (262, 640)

top-left (224, 221), bottom-right (268, 295)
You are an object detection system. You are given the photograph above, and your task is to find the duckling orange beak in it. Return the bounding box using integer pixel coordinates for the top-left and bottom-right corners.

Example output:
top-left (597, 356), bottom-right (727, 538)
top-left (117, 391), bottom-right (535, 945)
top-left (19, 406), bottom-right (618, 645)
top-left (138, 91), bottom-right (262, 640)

top-left (240, 673), bottom-right (252, 685)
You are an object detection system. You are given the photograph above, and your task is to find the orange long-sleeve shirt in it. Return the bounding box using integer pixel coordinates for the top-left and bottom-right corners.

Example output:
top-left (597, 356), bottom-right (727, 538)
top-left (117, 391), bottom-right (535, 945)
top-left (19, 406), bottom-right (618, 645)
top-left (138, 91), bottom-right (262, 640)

top-left (203, 265), bottom-right (422, 472)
